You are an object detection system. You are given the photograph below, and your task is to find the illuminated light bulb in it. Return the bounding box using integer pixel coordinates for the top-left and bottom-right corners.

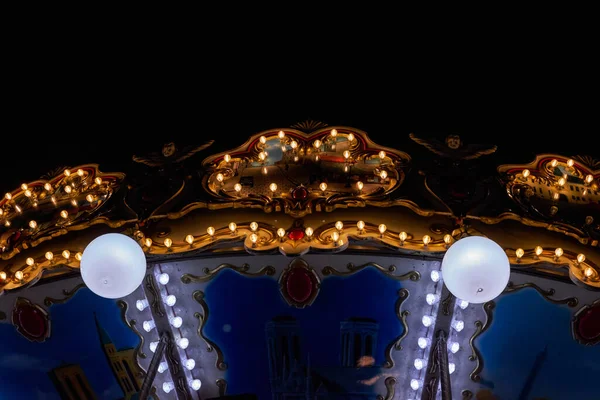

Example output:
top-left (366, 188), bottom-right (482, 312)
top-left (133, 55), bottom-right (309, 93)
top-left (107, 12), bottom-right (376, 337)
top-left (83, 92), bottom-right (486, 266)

top-left (158, 273), bottom-right (170, 285)
top-left (229, 222), bottom-right (237, 233)
top-left (149, 341), bottom-right (158, 353)
top-left (62, 250), bottom-right (70, 259)
top-left (418, 337), bottom-right (429, 349)
top-left (331, 231), bottom-right (340, 242)
top-left (64, 169), bottom-right (71, 177)
top-left (207, 226), bottom-right (215, 236)
top-left (45, 252), bottom-right (54, 261)
top-left (278, 130), bottom-right (285, 139)
top-left (422, 235), bottom-right (431, 246)
top-left (281, 145), bottom-right (287, 152)
top-left (319, 182), bottom-right (327, 192)
top-left (95, 177), bottom-right (102, 185)
top-left (522, 169), bottom-right (530, 178)
top-left (459, 300), bottom-right (469, 309)
top-left (357, 220), bottom-right (365, 231)
top-left (215, 173), bottom-right (224, 183)
top-left (0, 271), bottom-right (6, 280)
top-left (142, 320), bottom-right (155, 332)
top-left (305, 227), bottom-right (313, 237)
top-left (71, 199), bottom-right (78, 206)
top-left (170, 316), bottom-right (183, 328)
top-left (144, 238), bottom-right (152, 247)
top-left (449, 363), bottom-right (456, 374)
top-left (224, 154), bottom-right (231, 163)
top-left (430, 270), bottom-right (440, 282)
top-left (177, 337), bottom-right (189, 349)
top-left (269, 183), bottom-right (278, 193)
top-left (378, 224), bottom-right (387, 235)
top-left (165, 295), bottom-right (177, 306)
top-left (577, 253), bottom-right (586, 264)
top-left (426, 293), bottom-right (440, 305)
top-left (185, 358), bottom-right (196, 370)
top-left (77, 169), bottom-right (84, 177)
top-left (335, 221), bottom-right (343, 231)
top-left (260, 135), bottom-right (267, 144)
top-left (51, 196), bottom-right (57, 204)
top-left (452, 320), bottom-right (464, 332)
top-left (163, 382), bottom-right (174, 393)
top-left (347, 133), bottom-right (355, 142)
top-left (293, 156), bottom-right (299, 162)
top-left (344, 165), bottom-right (349, 172)
top-left (585, 216), bottom-right (594, 225)
top-left (550, 159), bottom-right (558, 168)
top-left (535, 246), bottom-right (543, 256)
top-left (555, 247), bottom-right (563, 258)
top-left (449, 342), bottom-right (460, 353)
top-left (567, 159), bottom-right (574, 167)
top-left (0, 209), bottom-right (2, 216)
top-left (75, 252), bottom-right (82, 261)
top-left (343, 150), bottom-right (350, 159)
top-left (64, 185), bottom-right (72, 194)
top-left (584, 267), bottom-right (594, 278)
top-left (399, 231), bottom-right (408, 243)
top-left (380, 170), bottom-right (388, 180)
top-left (422, 315), bottom-right (434, 327)
top-left (136, 299), bottom-right (149, 311)
top-left (553, 192), bottom-right (560, 200)
top-left (583, 188), bottom-right (588, 196)
top-left (24, 189), bottom-right (32, 197)
top-left (290, 140), bottom-right (298, 149)
top-left (158, 361), bottom-right (168, 372)
top-left (185, 235), bottom-right (194, 245)
top-left (21, 183), bottom-right (29, 191)
top-left (277, 228), bottom-right (286, 238)
top-left (330, 129), bottom-right (337, 137)
top-left (356, 181), bottom-right (364, 191)
top-left (410, 379), bottom-right (420, 390)
top-left (259, 152), bottom-right (266, 161)
top-left (26, 257), bottom-right (35, 266)
top-left (86, 194), bottom-right (94, 202)
top-left (15, 271), bottom-right (24, 280)
top-left (44, 183), bottom-right (52, 191)
top-left (378, 151), bottom-right (387, 160)
top-left (558, 177), bottom-right (566, 186)
top-left (516, 248), bottom-right (524, 259)
top-left (444, 234), bottom-right (453, 245)
top-left (250, 221), bottom-right (259, 231)
top-left (33, 201), bottom-right (38, 207)
top-left (234, 183), bottom-right (242, 192)
top-left (414, 358), bottom-right (425, 370)
top-left (15, 205), bottom-right (22, 213)
top-left (190, 379), bottom-right (202, 391)
top-left (29, 220), bottom-right (37, 229)
top-left (250, 233), bottom-right (258, 244)
top-left (5, 193), bottom-right (12, 200)
top-left (164, 238), bottom-right (172, 248)
top-left (314, 139), bottom-right (321, 149)
top-left (585, 174), bottom-right (593, 184)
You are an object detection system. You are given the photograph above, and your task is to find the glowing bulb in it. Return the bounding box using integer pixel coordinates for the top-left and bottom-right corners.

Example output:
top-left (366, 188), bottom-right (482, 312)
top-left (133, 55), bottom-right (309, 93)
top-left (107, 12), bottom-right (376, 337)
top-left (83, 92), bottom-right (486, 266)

top-left (44, 183), bottom-right (52, 191)
top-left (62, 250), bottom-right (70, 259)
top-left (293, 156), bottom-right (299, 162)
top-left (0, 209), bottom-right (2, 216)
top-left (343, 150), bottom-right (350, 159)
top-left (449, 363), bottom-right (456, 374)
top-left (378, 151), bottom-right (386, 159)
top-left (51, 196), bottom-right (56, 204)
top-left (158, 273), bottom-right (169, 285)
top-left (64, 169), bottom-right (71, 177)
top-left (207, 226), bottom-right (215, 236)
top-left (215, 173), bottom-right (224, 183)
top-left (444, 234), bottom-right (452, 245)
top-left (422, 235), bottom-right (431, 246)
top-left (5, 192), bottom-right (12, 200)
top-left (278, 131), bottom-right (285, 139)
top-left (136, 299), bottom-right (149, 311)
top-left (185, 235), bottom-right (194, 245)
top-left (555, 247), bottom-right (563, 258)
top-left (459, 300), bottom-right (469, 309)
top-left (290, 140), bottom-right (298, 149)
top-left (234, 183), bottom-right (242, 192)
top-left (15, 205), bottom-right (22, 213)
top-left (259, 152), bottom-right (266, 161)
top-left (29, 220), bottom-right (37, 229)
top-left (331, 231), bottom-right (340, 242)
top-left (426, 293), bottom-right (440, 305)
top-left (170, 316), bottom-right (183, 328)
top-left (356, 181), bottom-right (364, 191)
top-left (449, 342), bottom-right (460, 353)
top-left (24, 189), bottom-right (32, 197)
top-left (250, 222), bottom-right (258, 231)
top-left (422, 315), bottom-right (434, 327)
top-left (430, 270), bottom-right (440, 282)
top-left (576, 253), bottom-right (585, 264)
top-left (319, 182), bottom-right (327, 192)
top-left (516, 248), bottom-right (524, 259)
top-left (378, 224), bottom-right (387, 234)
top-left (224, 154), bottom-right (231, 163)
top-left (26, 257), bottom-right (35, 266)
top-left (551, 159), bottom-right (558, 167)
top-left (0, 272), bottom-right (6, 280)
top-left (163, 238), bottom-right (172, 248)
top-left (229, 222), bottom-right (237, 232)
top-left (15, 271), bottom-right (24, 280)
top-left (567, 159), bottom-right (574, 167)
top-left (452, 320), bottom-right (464, 332)
top-left (410, 379), bottom-right (420, 390)
top-left (142, 320), bottom-right (155, 332)
top-left (535, 246), bottom-right (543, 256)
top-left (149, 341), bottom-right (158, 353)
top-left (190, 379), bottom-right (202, 390)
top-left (95, 177), bottom-right (102, 185)
top-left (277, 228), bottom-right (286, 238)
top-left (380, 170), bottom-right (388, 180)
top-left (262, 166), bottom-right (268, 175)
top-left (414, 358), bottom-right (425, 370)
top-left (347, 133), bottom-right (354, 142)
top-left (558, 177), bottom-right (566, 186)
top-left (399, 231), bottom-right (407, 242)
top-left (144, 238), bottom-right (152, 247)
top-left (75, 168), bottom-right (83, 177)
top-left (45, 252), bottom-right (54, 261)
top-left (584, 267), bottom-right (594, 278)
top-left (162, 382), bottom-right (174, 393)
top-left (85, 194), bottom-right (94, 202)
top-left (260, 135), bottom-right (267, 144)
top-left (305, 227), bottom-right (313, 237)
top-left (250, 233), bottom-right (258, 244)
top-left (185, 359), bottom-right (196, 370)
top-left (177, 337), bottom-right (189, 349)
top-left (75, 252), bottom-right (82, 261)
top-left (314, 139), bottom-right (321, 148)
top-left (71, 199), bottom-right (78, 207)
top-left (330, 129), bottom-right (337, 137)
top-left (418, 337), bottom-right (429, 349)
top-left (269, 183), bottom-right (277, 193)
top-left (553, 192), bottom-right (560, 200)
top-left (585, 174), bottom-right (593, 184)
top-left (522, 169), bottom-right (530, 178)
top-left (357, 221), bottom-right (365, 231)
top-left (64, 185), bottom-right (72, 194)
top-left (335, 221), bottom-right (343, 231)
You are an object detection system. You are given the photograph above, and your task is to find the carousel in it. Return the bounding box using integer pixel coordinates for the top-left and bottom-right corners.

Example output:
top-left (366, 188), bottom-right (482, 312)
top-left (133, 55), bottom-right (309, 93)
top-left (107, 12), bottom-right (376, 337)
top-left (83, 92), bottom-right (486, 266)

top-left (0, 121), bottom-right (599, 400)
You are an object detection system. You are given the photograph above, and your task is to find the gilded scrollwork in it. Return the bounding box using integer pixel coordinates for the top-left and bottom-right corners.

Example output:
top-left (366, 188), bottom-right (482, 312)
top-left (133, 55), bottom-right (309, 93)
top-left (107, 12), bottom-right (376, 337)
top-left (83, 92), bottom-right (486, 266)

top-left (504, 281), bottom-right (578, 307)
top-left (43, 283), bottom-right (86, 306)
top-left (182, 263), bottom-right (276, 284)
top-left (469, 301), bottom-right (495, 382)
top-left (144, 275), bottom-right (164, 317)
top-left (192, 290), bottom-right (227, 371)
top-left (375, 376), bottom-right (397, 400)
top-left (322, 263), bottom-right (421, 281)
top-left (383, 289), bottom-right (410, 368)
top-left (116, 300), bottom-right (147, 360)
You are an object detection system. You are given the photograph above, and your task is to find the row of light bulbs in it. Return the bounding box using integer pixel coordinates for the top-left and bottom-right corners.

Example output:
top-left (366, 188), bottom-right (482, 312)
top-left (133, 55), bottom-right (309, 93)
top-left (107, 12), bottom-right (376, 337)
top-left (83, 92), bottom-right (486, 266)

top-left (137, 272), bottom-right (202, 393)
top-left (0, 250), bottom-right (82, 284)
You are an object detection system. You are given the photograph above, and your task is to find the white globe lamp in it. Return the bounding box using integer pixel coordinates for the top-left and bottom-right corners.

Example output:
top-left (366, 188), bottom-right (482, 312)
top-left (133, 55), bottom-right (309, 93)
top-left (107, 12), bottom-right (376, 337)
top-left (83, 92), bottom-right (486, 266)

top-left (441, 236), bottom-right (510, 304)
top-left (80, 233), bottom-right (147, 299)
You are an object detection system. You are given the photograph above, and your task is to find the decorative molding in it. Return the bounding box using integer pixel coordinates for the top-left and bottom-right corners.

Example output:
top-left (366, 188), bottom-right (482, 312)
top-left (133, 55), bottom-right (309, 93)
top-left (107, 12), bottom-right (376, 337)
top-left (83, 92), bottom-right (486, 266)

top-left (182, 263), bottom-right (276, 284)
top-left (144, 274), bottom-right (164, 317)
top-left (192, 290), bottom-right (227, 371)
top-left (322, 262), bottom-right (421, 281)
top-left (504, 281), bottom-right (579, 307)
top-left (278, 258), bottom-right (321, 308)
top-left (117, 300), bottom-right (147, 360)
top-left (383, 288), bottom-right (410, 368)
top-left (43, 283), bottom-right (86, 306)
top-left (469, 301), bottom-right (495, 382)
top-left (216, 378), bottom-right (227, 397)
top-left (376, 376), bottom-right (397, 400)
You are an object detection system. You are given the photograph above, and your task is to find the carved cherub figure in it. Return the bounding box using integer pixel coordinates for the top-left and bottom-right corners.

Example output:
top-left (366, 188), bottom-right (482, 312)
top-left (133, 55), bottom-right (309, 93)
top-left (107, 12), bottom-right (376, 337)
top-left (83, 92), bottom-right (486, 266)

top-left (133, 140), bottom-right (215, 167)
top-left (410, 133), bottom-right (496, 160)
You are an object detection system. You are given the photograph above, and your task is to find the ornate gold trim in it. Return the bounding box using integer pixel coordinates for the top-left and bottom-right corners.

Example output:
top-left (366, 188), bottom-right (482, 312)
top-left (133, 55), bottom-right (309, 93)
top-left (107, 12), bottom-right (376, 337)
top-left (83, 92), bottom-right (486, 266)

top-left (383, 289), bottom-right (410, 368)
top-left (116, 300), bottom-right (147, 360)
top-left (182, 263), bottom-right (276, 284)
top-left (322, 263), bottom-right (421, 281)
top-left (43, 283), bottom-right (86, 306)
top-left (192, 290), bottom-right (227, 371)
top-left (376, 376), bottom-right (397, 400)
top-left (469, 301), bottom-right (495, 382)
top-left (504, 281), bottom-right (579, 307)
top-left (144, 275), bottom-right (164, 317)
top-left (216, 378), bottom-right (227, 397)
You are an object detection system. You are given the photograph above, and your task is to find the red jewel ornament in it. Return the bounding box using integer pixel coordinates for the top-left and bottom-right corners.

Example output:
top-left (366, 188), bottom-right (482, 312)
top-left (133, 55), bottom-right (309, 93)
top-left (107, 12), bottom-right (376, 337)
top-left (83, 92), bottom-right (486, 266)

top-left (12, 298), bottom-right (51, 342)
top-left (291, 186), bottom-right (308, 201)
top-left (574, 301), bottom-right (600, 344)
top-left (288, 228), bottom-right (305, 241)
top-left (279, 259), bottom-right (321, 308)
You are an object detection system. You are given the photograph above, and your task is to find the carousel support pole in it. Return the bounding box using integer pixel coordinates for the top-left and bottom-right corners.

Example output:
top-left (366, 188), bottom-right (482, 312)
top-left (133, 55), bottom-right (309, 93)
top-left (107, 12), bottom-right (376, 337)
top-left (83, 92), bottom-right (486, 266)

top-left (140, 332), bottom-right (168, 399)
top-left (437, 330), bottom-right (452, 400)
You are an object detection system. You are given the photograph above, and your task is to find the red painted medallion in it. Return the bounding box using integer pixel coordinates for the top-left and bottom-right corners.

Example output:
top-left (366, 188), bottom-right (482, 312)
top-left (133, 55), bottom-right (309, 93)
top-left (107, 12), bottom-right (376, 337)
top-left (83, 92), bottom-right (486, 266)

top-left (286, 268), bottom-right (313, 303)
top-left (574, 302), bottom-right (600, 343)
top-left (291, 186), bottom-right (308, 201)
top-left (279, 258), bottom-right (320, 308)
top-left (12, 298), bottom-right (51, 342)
